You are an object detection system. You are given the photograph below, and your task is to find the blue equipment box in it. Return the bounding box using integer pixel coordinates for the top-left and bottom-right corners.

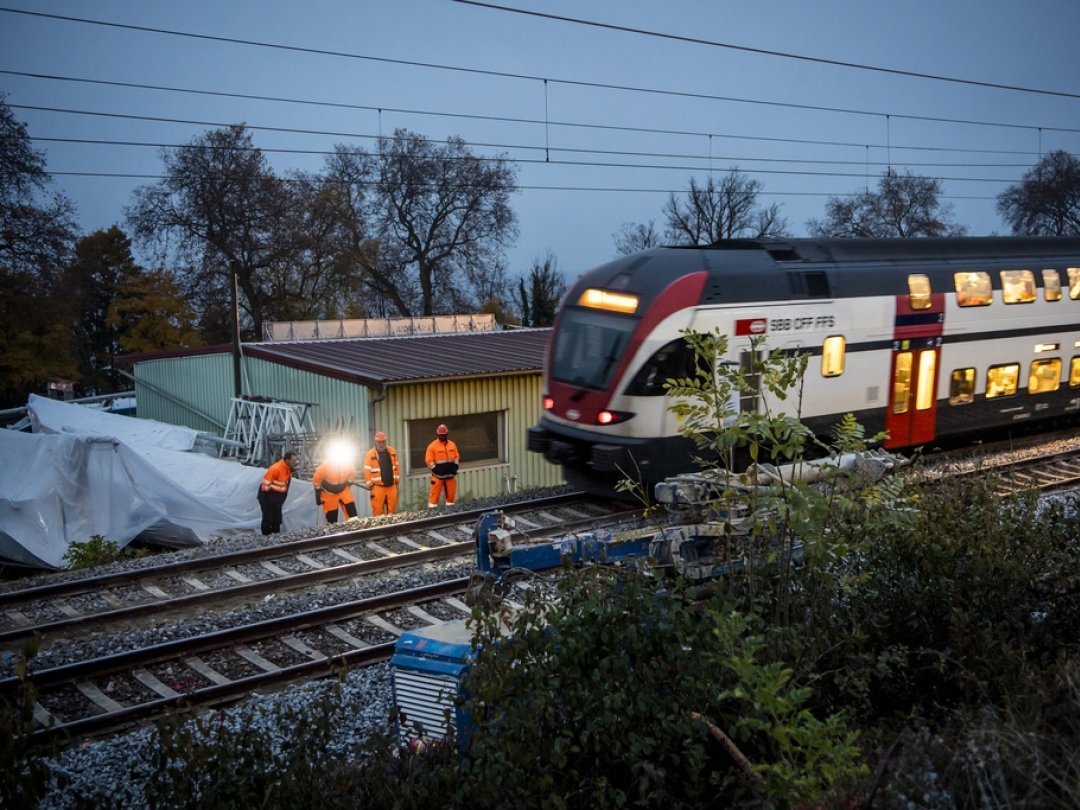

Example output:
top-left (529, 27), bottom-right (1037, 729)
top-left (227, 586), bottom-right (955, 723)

top-left (390, 618), bottom-right (474, 745)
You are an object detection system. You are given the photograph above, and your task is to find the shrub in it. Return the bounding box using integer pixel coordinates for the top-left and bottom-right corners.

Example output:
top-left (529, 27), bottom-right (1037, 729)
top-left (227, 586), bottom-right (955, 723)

top-left (61, 534), bottom-right (138, 569)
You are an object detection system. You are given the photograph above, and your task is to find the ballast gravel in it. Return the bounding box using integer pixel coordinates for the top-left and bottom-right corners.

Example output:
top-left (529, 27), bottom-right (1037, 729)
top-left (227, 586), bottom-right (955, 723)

top-left (11, 487), bottom-right (573, 807)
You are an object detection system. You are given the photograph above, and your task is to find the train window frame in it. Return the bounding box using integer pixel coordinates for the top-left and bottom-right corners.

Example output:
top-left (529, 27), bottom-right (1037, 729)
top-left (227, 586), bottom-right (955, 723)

top-left (985, 363), bottom-right (1020, 399)
top-left (954, 271), bottom-right (992, 307)
top-left (948, 367), bottom-right (975, 405)
top-left (1001, 269), bottom-right (1036, 304)
top-left (1070, 357), bottom-right (1080, 388)
top-left (907, 274), bottom-right (932, 310)
top-left (1069, 268), bottom-right (1080, 300)
top-left (1042, 269), bottom-right (1062, 302)
top-left (821, 335), bottom-right (845, 377)
top-left (1028, 358), bottom-right (1062, 395)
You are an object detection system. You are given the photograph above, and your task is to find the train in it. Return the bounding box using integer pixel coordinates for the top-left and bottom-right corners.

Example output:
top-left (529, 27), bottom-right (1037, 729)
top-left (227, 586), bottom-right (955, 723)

top-left (527, 236), bottom-right (1080, 495)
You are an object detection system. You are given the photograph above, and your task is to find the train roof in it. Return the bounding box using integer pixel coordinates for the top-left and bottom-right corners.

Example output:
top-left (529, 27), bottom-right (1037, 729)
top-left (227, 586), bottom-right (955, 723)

top-left (719, 236), bottom-right (1080, 265)
top-left (577, 237), bottom-right (1080, 305)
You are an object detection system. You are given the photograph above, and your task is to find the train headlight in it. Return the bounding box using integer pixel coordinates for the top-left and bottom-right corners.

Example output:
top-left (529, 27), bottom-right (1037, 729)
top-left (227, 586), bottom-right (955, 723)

top-left (597, 410), bottom-right (633, 425)
top-left (542, 395), bottom-right (555, 410)
top-left (578, 288), bottom-right (639, 314)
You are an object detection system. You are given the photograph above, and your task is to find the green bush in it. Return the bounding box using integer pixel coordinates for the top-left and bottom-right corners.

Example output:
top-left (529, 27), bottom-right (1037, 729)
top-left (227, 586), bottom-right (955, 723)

top-left (61, 534), bottom-right (139, 569)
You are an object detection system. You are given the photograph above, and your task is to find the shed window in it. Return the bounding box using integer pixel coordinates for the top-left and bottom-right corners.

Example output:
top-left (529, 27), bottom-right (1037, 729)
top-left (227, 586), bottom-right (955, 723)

top-left (821, 336), bottom-right (845, 377)
top-left (954, 271), bottom-right (992, 306)
top-left (1043, 269), bottom-right (1062, 301)
top-left (907, 274), bottom-right (931, 310)
top-left (986, 364), bottom-right (1020, 399)
top-left (1028, 358), bottom-right (1062, 394)
top-left (406, 411), bottom-right (506, 475)
top-left (949, 368), bottom-right (975, 405)
top-left (1001, 269), bottom-right (1036, 304)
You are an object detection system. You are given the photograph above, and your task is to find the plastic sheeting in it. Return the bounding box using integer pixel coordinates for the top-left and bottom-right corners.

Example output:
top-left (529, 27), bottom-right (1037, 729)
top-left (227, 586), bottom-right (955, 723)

top-left (0, 395), bottom-right (320, 569)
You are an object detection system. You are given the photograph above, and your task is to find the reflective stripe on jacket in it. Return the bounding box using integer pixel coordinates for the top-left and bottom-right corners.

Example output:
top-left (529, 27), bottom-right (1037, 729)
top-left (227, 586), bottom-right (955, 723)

top-left (260, 458), bottom-right (293, 494)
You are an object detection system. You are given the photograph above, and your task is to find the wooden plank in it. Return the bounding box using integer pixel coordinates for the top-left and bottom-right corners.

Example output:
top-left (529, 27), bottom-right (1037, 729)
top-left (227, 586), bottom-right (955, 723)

top-left (295, 554), bottom-right (326, 570)
top-left (364, 614), bottom-right (404, 636)
top-left (76, 681), bottom-right (124, 713)
top-left (406, 605), bottom-right (442, 625)
top-left (235, 645), bottom-right (280, 672)
top-left (325, 623), bottom-right (369, 649)
top-left (282, 636), bottom-right (327, 661)
top-left (224, 568), bottom-right (252, 583)
top-left (184, 656), bottom-right (231, 685)
top-left (132, 668), bottom-right (180, 699)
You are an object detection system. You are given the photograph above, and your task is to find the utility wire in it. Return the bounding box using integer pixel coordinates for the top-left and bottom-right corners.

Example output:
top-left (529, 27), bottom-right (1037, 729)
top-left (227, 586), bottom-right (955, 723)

top-left (27, 134), bottom-right (1048, 173)
top-left (27, 169), bottom-right (1007, 200)
top-left (453, 0), bottom-right (1080, 101)
top-left (1, 7), bottom-right (1077, 131)
top-left (5, 69), bottom-right (1079, 150)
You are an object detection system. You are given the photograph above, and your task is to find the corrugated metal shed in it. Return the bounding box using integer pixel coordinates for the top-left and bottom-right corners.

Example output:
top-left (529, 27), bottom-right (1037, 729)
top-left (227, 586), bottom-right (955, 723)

top-left (133, 327), bottom-right (565, 515)
top-left (242, 329), bottom-right (551, 386)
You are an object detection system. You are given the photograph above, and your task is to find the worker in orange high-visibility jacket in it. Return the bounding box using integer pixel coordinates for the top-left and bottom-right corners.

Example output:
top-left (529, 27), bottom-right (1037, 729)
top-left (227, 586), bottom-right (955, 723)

top-left (258, 450), bottom-right (298, 535)
top-left (364, 431), bottom-right (400, 515)
top-left (313, 457), bottom-right (364, 524)
top-left (425, 423), bottom-right (460, 508)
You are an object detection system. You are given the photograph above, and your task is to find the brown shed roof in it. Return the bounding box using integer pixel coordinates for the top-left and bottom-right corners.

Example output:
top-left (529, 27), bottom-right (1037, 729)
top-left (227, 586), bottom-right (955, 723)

top-left (242, 328), bottom-right (552, 387)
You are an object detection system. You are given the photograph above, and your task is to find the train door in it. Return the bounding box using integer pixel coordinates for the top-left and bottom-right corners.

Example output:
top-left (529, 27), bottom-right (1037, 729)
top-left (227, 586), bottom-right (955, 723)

top-left (885, 281), bottom-right (944, 449)
top-left (885, 341), bottom-right (940, 447)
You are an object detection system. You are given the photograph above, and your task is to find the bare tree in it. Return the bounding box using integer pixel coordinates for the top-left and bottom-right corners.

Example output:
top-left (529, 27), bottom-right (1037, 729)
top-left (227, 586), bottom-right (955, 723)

top-left (125, 125), bottom-right (299, 341)
top-left (664, 171), bottom-right (788, 244)
top-left (613, 220), bottom-right (663, 256)
top-left (997, 150), bottom-right (1080, 236)
top-left (363, 129), bottom-right (518, 317)
top-left (808, 169), bottom-right (967, 238)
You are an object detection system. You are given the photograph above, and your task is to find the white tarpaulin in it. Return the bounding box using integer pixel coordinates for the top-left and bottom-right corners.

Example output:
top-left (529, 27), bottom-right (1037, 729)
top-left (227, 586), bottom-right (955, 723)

top-left (0, 395), bottom-right (320, 568)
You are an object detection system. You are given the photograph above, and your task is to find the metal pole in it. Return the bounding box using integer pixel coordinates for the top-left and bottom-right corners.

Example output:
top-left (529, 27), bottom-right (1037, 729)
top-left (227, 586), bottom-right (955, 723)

top-left (230, 260), bottom-right (242, 397)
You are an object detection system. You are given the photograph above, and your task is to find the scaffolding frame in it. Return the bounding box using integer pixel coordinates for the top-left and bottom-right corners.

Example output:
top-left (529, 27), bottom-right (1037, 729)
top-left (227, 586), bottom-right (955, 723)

top-left (220, 397), bottom-right (318, 468)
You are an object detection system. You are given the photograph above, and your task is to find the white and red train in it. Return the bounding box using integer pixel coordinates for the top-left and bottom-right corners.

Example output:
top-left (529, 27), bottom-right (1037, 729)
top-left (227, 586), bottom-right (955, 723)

top-left (528, 237), bottom-right (1080, 493)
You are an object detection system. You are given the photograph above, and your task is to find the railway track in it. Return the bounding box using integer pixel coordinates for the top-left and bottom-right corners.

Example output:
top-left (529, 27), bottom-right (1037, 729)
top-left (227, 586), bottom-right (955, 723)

top-left (1, 493), bottom-right (641, 741)
top-left (0, 493), bottom-right (623, 646)
top-left (5, 444), bottom-right (1077, 746)
top-left (1, 577), bottom-right (472, 744)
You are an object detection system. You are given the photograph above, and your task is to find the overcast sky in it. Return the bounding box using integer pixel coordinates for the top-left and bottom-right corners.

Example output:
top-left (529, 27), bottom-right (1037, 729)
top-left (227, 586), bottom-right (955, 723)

top-left (2, 0), bottom-right (1079, 285)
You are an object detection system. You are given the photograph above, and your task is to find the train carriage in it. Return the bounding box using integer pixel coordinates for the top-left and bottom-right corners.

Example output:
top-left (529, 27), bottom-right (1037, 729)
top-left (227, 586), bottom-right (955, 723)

top-left (527, 237), bottom-right (1080, 494)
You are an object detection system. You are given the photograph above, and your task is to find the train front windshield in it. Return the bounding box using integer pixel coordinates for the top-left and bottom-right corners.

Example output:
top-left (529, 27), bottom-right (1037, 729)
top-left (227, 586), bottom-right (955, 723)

top-left (551, 308), bottom-right (637, 390)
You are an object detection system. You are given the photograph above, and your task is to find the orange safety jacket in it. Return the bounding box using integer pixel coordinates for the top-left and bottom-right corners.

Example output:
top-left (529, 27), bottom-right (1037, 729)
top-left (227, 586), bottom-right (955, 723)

top-left (313, 462), bottom-right (358, 499)
top-left (260, 458), bottom-right (293, 494)
top-left (425, 438), bottom-right (460, 478)
top-left (364, 445), bottom-right (400, 488)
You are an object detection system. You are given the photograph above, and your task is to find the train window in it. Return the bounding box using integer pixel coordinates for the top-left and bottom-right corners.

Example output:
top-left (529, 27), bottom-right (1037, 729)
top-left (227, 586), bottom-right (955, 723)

top-left (1043, 269), bottom-right (1062, 301)
top-left (1069, 268), bottom-right (1080, 300)
top-left (1070, 358), bottom-right (1080, 388)
top-left (954, 271), bottom-right (992, 307)
top-left (624, 339), bottom-right (696, 396)
top-left (907, 274), bottom-right (932, 310)
top-left (1028, 358), bottom-right (1062, 394)
top-left (985, 363), bottom-right (1020, 398)
top-left (892, 352), bottom-right (912, 414)
top-left (550, 309), bottom-right (636, 390)
top-left (949, 368), bottom-right (975, 405)
top-left (1001, 270), bottom-right (1036, 304)
top-left (821, 336), bottom-right (845, 377)
top-left (915, 350), bottom-right (936, 411)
